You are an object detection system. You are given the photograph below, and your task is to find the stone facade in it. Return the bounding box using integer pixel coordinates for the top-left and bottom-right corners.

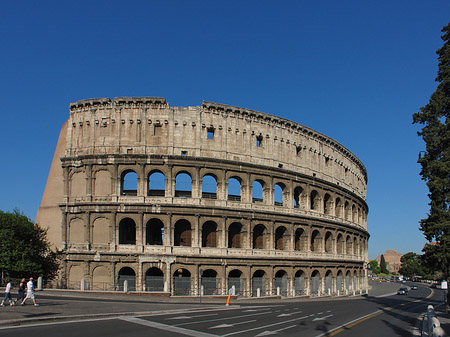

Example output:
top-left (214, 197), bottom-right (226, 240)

top-left (36, 97), bottom-right (370, 297)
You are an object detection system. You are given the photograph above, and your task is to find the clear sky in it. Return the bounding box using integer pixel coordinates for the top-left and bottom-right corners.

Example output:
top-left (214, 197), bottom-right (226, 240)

top-left (1, 1), bottom-right (449, 260)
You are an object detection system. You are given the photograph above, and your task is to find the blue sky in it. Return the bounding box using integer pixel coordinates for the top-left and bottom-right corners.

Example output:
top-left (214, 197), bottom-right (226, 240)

top-left (1, 1), bottom-right (449, 259)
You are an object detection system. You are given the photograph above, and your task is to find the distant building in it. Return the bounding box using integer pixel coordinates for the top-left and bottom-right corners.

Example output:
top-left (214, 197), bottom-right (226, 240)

top-left (376, 250), bottom-right (403, 274)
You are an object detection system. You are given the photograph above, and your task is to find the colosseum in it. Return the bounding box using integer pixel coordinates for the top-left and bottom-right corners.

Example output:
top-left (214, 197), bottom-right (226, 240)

top-left (36, 96), bottom-right (369, 297)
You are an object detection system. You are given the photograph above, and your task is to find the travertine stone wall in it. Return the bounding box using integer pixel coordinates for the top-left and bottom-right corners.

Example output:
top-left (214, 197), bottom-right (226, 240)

top-left (37, 97), bottom-right (369, 297)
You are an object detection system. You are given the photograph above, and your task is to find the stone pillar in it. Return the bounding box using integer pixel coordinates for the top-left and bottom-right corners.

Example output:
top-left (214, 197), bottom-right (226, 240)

top-left (167, 165), bottom-right (173, 197)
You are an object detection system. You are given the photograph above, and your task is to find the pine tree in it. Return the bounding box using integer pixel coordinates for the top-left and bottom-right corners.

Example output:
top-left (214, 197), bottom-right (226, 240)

top-left (413, 22), bottom-right (450, 280)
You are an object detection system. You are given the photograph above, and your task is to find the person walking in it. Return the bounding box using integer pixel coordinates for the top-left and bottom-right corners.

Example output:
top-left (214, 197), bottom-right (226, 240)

top-left (21, 277), bottom-right (38, 306)
top-left (15, 278), bottom-right (26, 305)
top-left (1, 280), bottom-right (14, 306)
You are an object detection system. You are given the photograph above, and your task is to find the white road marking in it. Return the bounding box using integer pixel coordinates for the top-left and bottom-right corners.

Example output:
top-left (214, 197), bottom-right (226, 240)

top-left (255, 325), bottom-right (297, 336)
top-left (120, 316), bottom-right (217, 337)
top-left (221, 315), bottom-right (309, 336)
top-left (176, 310), bottom-right (272, 327)
top-left (167, 313), bottom-right (218, 320)
top-left (277, 310), bottom-right (303, 317)
top-left (312, 314), bottom-right (333, 321)
top-left (209, 320), bottom-right (256, 329)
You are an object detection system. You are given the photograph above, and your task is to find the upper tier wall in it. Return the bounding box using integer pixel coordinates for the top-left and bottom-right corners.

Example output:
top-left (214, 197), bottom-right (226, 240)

top-left (66, 97), bottom-right (367, 199)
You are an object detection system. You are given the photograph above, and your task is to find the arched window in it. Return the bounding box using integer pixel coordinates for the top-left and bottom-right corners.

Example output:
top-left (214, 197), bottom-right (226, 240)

top-left (337, 234), bottom-right (344, 254)
top-left (310, 190), bottom-right (319, 210)
top-left (228, 222), bottom-right (242, 248)
top-left (335, 198), bottom-right (342, 217)
top-left (202, 174), bottom-right (217, 199)
top-left (173, 268), bottom-right (191, 296)
top-left (252, 180), bottom-right (264, 203)
top-left (294, 270), bottom-right (305, 295)
top-left (228, 269), bottom-right (244, 296)
top-left (228, 177), bottom-right (241, 201)
top-left (252, 270), bottom-right (266, 296)
top-left (118, 267), bottom-right (136, 291)
top-left (353, 237), bottom-right (358, 255)
top-left (346, 235), bottom-right (352, 255)
top-left (146, 218), bottom-right (164, 245)
top-left (253, 224), bottom-right (266, 249)
top-left (345, 202), bottom-right (351, 220)
top-left (294, 187), bottom-right (303, 208)
top-left (325, 271), bottom-right (332, 294)
top-left (148, 171), bottom-right (165, 196)
top-left (174, 219), bottom-right (192, 246)
top-left (201, 221), bottom-right (217, 247)
top-left (310, 270), bottom-right (321, 296)
top-left (325, 232), bottom-right (333, 253)
top-left (324, 194), bottom-right (331, 215)
top-left (175, 172), bottom-right (192, 198)
top-left (275, 226), bottom-right (287, 250)
top-left (121, 170), bottom-right (137, 196)
top-left (311, 230), bottom-right (322, 252)
top-left (274, 270), bottom-right (288, 296)
top-left (274, 183), bottom-right (284, 206)
top-left (201, 269), bottom-right (218, 295)
top-left (352, 205), bottom-right (357, 222)
top-left (119, 218), bottom-right (136, 245)
top-left (295, 227), bottom-right (307, 251)
top-left (145, 267), bottom-right (164, 292)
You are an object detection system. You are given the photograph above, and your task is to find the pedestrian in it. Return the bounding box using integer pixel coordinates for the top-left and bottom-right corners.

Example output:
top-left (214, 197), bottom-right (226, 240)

top-left (15, 278), bottom-right (26, 305)
top-left (1, 280), bottom-right (14, 306)
top-left (21, 277), bottom-right (38, 306)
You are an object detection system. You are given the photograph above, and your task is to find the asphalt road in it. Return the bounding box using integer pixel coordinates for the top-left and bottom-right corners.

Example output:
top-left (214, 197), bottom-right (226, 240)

top-left (0, 282), bottom-right (446, 337)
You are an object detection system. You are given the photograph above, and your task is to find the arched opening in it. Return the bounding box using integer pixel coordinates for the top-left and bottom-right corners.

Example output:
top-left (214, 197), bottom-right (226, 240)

top-left (173, 268), bottom-right (191, 296)
top-left (325, 232), bottom-right (333, 253)
top-left (174, 219), bottom-right (192, 246)
top-left (275, 226), bottom-right (287, 250)
top-left (121, 170), bottom-right (137, 196)
top-left (353, 272), bottom-right (358, 291)
top-left (337, 271), bottom-right (343, 293)
top-left (353, 237), bottom-right (358, 255)
top-left (294, 270), bottom-right (306, 296)
top-left (324, 193), bottom-right (331, 215)
top-left (310, 190), bottom-right (319, 210)
top-left (253, 224), bottom-right (267, 249)
top-left (352, 205), bottom-right (357, 222)
top-left (146, 218), bottom-right (164, 245)
top-left (346, 271), bottom-right (352, 292)
top-left (294, 187), bottom-right (303, 208)
top-left (201, 221), bottom-right (217, 247)
top-left (118, 267), bottom-right (136, 291)
top-left (227, 177), bottom-right (241, 201)
top-left (335, 198), bottom-right (342, 217)
top-left (228, 270), bottom-right (244, 296)
top-left (311, 230), bottom-right (322, 252)
top-left (295, 227), bottom-right (307, 251)
top-left (337, 234), bottom-right (344, 254)
top-left (228, 222), bottom-right (242, 248)
top-left (202, 174), bottom-right (217, 199)
top-left (346, 235), bottom-right (352, 255)
top-left (201, 269), bottom-right (218, 295)
top-left (148, 171), bottom-right (165, 196)
top-left (345, 201), bottom-right (351, 220)
top-left (310, 270), bottom-right (320, 296)
top-left (252, 270), bottom-right (266, 297)
top-left (145, 267), bottom-right (164, 292)
top-left (175, 172), bottom-right (192, 198)
top-left (274, 183), bottom-right (284, 206)
top-left (325, 270), bottom-right (332, 295)
top-left (118, 218), bottom-right (136, 245)
top-left (274, 270), bottom-right (288, 296)
top-left (252, 180), bottom-right (264, 203)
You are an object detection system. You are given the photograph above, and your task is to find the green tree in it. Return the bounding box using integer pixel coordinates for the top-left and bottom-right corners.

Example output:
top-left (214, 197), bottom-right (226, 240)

top-left (0, 209), bottom-right (60, 282)
top-left (398, 252), bottom-right (422, 278)
top-left (380, 254), bottom-right (389, 274)
top-left (369, 260), bottom-right (381, 275)
top-left (412, 22), bottom-right (450, 280)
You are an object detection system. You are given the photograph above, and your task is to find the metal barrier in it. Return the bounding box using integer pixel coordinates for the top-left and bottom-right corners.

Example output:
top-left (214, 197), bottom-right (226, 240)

top-left (425, 305), bottom-right (446, 337)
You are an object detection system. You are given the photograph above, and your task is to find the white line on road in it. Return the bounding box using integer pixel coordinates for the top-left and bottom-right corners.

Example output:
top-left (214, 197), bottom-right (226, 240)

top-left (167, 313), bottom-right (218, 320)
top-left (221, 315), bottom-right (309, 336)
top-left (255, 324), bottom-right (297, 336)
top-left (175, 310), bottom-right (273, 327)
top-left (209, 320), bottom-right (257, 329)
top-left (120, 316), bottom-right (217, 337)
